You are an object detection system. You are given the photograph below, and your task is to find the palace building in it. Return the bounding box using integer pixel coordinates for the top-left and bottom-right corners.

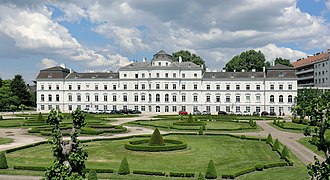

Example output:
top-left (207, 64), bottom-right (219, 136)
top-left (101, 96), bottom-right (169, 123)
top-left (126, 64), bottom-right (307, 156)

top-left (36, 50), bottom-right (297, 115)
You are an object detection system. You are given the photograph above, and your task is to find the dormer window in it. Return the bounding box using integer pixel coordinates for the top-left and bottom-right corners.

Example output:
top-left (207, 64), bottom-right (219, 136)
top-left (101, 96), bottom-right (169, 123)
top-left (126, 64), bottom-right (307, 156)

top-left (212, 74), bottom-right (215, 78)
top-left (48, 73), bottom-right (52, 78)
top-left (166, 62), bottom-right (168, 66)
top-left (230, 74), bottom-right (234, 78)
top-left (158, 62), bottom-right (161, 66)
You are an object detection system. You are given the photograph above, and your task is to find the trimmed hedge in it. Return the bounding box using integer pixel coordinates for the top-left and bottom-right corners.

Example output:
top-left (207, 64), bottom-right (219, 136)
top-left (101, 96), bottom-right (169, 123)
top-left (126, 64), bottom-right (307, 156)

top-left (13, 165), bottom-right (46, 171)
top-left (88, 169), bottom-right (98, 180)
top-left (255, 164), bottom-right (264, 171)
top-left (133, 170), bottom-right (166, 176)
top-left (5, 141), bottom-right (47, 153)
top-left (169, 172), bottom-right (195, 177)
top-left (263, 162), bottom-right (288, 169)
top-left (125, 139), bottom-right (187, 152)
top-left (173, 122), bottom-right (205, 126)
top-left (85, 168), bottom-right (114, 173)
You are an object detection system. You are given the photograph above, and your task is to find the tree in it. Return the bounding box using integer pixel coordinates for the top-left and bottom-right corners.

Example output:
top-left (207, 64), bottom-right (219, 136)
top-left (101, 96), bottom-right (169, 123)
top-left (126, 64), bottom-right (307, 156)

top-left (10, 75), bottom-right (31, 106)
top-left (45, 109), bottom-right (88, 179)
top-left (224, 50), bottom-right (269, 72)
top-left (0, 80), bottom-right (20, 109)
top-left (266, 133), bottom-right (273, 145)
top-left (272, 139), bottom-right (280, 151)
top-left (118, 157), bottom-right (130, 175)
top-left (0, 77), bottom-right (2, 88)
top-left (275, 57), bottom-right (293, 67)
top-left (172, 50), bottom-right (206, 70)
top-left (205, 159), bottom-right (217, 179)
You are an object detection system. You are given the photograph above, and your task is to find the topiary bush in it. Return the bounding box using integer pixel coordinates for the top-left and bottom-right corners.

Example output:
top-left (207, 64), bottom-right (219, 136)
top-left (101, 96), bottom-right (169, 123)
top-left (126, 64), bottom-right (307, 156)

top-left (198, 126), bottom-right (204, 135)
top-left (272, 139), bottom-right (280, 151)
top-left (0, 152), bottom-right (8, 169)
top-left (187, 114), bottom-right (194, 123)
top-left (149, 128), bottom-right (165, 146)
top-left (36, 112), bottom-right (44, 122)
top-left (281, 146), bottom-right (290, 159)
top-left (266, 133), bottom-right (273, 145)
top-left (202, 124), bottom-right (206, 130)
top-left (0, 115), bottom-right (3, 120)
top-left (205, 159), bottom-right (217, 179)
top-left (88, 169), bottom-right (98, 180)
top-left (255, 163), bottom-right (264, 171)
top-left (118, 157), bottom-right (130, 175)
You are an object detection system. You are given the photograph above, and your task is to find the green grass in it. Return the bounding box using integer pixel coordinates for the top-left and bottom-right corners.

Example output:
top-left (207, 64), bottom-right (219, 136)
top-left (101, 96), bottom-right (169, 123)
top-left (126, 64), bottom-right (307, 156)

top-left (298, 137), bottom-right (325, 158)
top-left (0, 138), bottom-right (13, 145)
top-left (7, 135), bottom-right (286, 175)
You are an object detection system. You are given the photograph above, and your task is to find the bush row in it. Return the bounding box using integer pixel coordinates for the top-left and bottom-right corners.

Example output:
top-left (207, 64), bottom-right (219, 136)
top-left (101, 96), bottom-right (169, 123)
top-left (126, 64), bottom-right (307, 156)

top-left (5, 141), bottom-right (47, 153)
top-left (169, 172), bottom-right (195, 177)
top-left (13, 166), bottom-right (46, 171)
top-left (172, 122), bottom-right (205, 126)
top-left (132, 170), bottom-right (166, 176)
top-left (125, 139), bottom-right (187, 152)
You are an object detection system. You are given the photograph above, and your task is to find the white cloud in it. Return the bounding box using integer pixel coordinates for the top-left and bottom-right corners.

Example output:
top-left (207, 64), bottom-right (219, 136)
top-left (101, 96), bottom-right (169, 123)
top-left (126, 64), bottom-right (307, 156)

top-left (40, 58), bottom-right (58, 68)
top-left (326, 0), bottom-right (330, 9)
top-left (255, 44), bottom-right (307, 62)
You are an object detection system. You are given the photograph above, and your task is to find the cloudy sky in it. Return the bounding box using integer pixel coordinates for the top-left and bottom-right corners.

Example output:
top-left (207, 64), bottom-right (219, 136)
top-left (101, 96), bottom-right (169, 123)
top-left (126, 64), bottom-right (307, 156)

top-left (1, 0), bottom-right (330, 83)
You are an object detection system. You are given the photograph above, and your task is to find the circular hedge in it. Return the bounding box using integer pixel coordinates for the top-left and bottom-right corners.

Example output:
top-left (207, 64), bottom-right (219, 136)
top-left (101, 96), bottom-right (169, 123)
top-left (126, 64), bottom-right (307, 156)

top-left (125, 139), bottom-right (187, 152)
top-left (173, 121), bottom-right (205, 126)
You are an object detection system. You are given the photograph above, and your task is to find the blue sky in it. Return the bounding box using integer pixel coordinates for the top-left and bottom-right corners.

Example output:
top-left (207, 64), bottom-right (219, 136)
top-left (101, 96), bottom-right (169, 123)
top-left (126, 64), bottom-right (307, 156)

top-left (0, 0), bottom-right (330, 83)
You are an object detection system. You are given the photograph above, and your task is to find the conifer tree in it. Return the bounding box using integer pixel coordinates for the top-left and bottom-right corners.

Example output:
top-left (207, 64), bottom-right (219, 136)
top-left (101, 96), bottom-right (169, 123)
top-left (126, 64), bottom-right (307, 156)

top-left (149, 128), bottom-right (165, 146)
top-left (205, 159), bottom-right (217, 179)
top-left (118, 157), bottom-right (130, 175)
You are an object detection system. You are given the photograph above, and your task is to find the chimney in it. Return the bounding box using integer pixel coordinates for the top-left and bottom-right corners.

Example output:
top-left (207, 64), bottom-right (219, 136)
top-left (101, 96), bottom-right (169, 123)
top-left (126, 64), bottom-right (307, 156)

top-left (263, 67), bottom-right (266, 72)
top-left (179, 56), bottom-right (182, 63)
top-left (60, 63), bottom-right (66, 69)
top-left (143, 57), bottom-right (147, 62)
top-left (234, 69), bottom-right (236, 72)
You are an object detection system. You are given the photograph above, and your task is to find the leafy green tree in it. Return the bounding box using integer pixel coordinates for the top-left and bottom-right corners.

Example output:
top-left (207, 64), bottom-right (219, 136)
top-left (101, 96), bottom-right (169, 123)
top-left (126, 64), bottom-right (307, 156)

top-left (224, 50), bottom-right (269, 72)
top-left (172, 50), bottom-right (206, 70)
top-left (0, 80), bottom-right (20, 109)
top-left (9, 105), bottom-right (17, 113)
top-left (19, 104), bottom-right (26, 112)
top-left (274, 57), bottom-right (293, 67)
top-left (10, 75), bottom-right (31, 106)
top-left (0, 152), bottom-right (8, 169)
top-left (149, 128), bottom-right (165, 146)
top-left (0, 77), bottom-right (2, 88)
top-left (205, 159), bottom-right (217, 179)
top-left (45, 109), bottom-right (88, 179)
top-left (118, 157), bottom-right (130, 175)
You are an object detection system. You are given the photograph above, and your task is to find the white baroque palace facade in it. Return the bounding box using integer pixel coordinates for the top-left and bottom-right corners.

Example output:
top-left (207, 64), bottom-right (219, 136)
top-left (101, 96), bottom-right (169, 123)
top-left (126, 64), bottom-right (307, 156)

top-left (36, 50), bottom-right (297, 115)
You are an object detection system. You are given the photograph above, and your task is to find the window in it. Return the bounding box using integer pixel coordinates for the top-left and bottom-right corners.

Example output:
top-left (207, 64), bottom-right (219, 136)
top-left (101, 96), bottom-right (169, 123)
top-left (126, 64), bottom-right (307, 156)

top-left (226, 85), bottom-right (230, 90)
top-left (270, 107), bottom-right (275, 113)
top-left (182, 84), bottom-right (186, 90)
top-left (165, 84), bottom-right (168, 89)
top-left (165, 73), bottom-right (168, 78)
top-left (41, 105), bottom-right (45, 110)
top-left (194, 73), bottom-right (197, 78)
top-left (256, 107), bottom-right (260, 112)
top-left (156, 73), bottom-right (160, 78)
top-left (142, 84), bottom-right (145, 89)
top-left (56, 85), bottom-right (60, 90)
top-left (165, 106), bottom-right (169, 112)
top-left (41, 85), bottom-right (44, 90)
top-left (226, 96), bottom-right (230, 103)
top-left (182, 95), bottom-right (186, 102)
top-left (113, 85), bottom-right (117, 90)
top-left (142, 73), bottom-right (145, 78)
top-left (123, 84), bottom-right (127, 90)
top-left (288, 95), bottom-right (292, 103)
top-left (216, 85), bottom-right (220, 90)
top-left (270, 95), bottom-right (274, 103)
top-left (104, 95), bottom-right (108, 102)
top-left (86, 94), bottom-right (90, 102)
top-left (173, 84), bottom-right (177, 90)
top-left (279, 85), bottom-right (283, 90)
top-left (41, 94), bottom-right (45, 101)
top-left (206, 95), bottom-right (210, 102)
top-left (207, 85), bottom-right (210, 90)
top-left (135, 74), bottom-right (138, 78)
top-left (141, 106), bottom-right (145, 111)
top-left (246, 95), bottom-right (250, 103)
top-left (236, 85), bottom-right (240, 90)
top-left (216, 95), bottom-right (221, 102)
top-left (194, 84), bottom-right (198, 90)
top-left (48, 105), bottom-right (52, 110)
top-left (135, 84), bottom-right (138, 90)
top-left (158, 62), bottom-right (161, 66)
top-left (173, 73), bottom-right (176, 78)
top-left (156, 94), bottom-right (160, 102)
top-left (113, 95), bottom-right (117, 102)
top-left (246, 85), bottom-right (250, 90)
top-left (193, 95), bottom-right (198, 102)
top-left (181, 106), bottom-right (186, 111)
top-left (95, 85), bottom-right (98, 90)
top-left (77, 94), bottom-right (81, 102)
top-left (256, 95), bottom-right (261, 103)
top-left (69, 85), bottom-right (72, 90)
top-left (134, 94), bottom-right (138, 102)
top-left (236, 106), bottom-right (240, 113)
top-left (216, 106), bottom-right (220, 112)
top-left (172, 106), bottom-right (177, 112)
top-left (149, 94), bottom-right (152, 102)
top-left (156, 84), bottom-right (160, 89)
top-left (141, 94), bottom-right (145, 101)
top-left (124, 74), bottom-right (127, 77)
top-left (206, 106), bottom-right (211, 112)
top-left (95, 95), bottom-right (99, 102)
top-left (236, 96), bottom-right (240, 103)
top-left (270, 85), bottom-right (274, 90)
top-left (226, 106), bottom-right (230, 112)
top-left (182, 73), bottom-right (185, 78)
top-left (256, 85), bottom-right (260, 90)
top-left (123, 95), bottom-right (127, 102)
top-left (165, 94), bottom-right (169, 102)
top-left (86, 84), bottom-right (89, 89)
top-left (68, 94), bottom-right (72, 102)
top-left (279, 95), bottom-right (283, 103)
top-left (48, 85), bottom-right (52, 90)
top-left (288, 84), bottom-right (292, 90)
top-left (172, 95), bottom-right (177, 102)
top-left (68, 105), bottom-right (72, 111)
top-left (246, 106), bottom-right (250, 112)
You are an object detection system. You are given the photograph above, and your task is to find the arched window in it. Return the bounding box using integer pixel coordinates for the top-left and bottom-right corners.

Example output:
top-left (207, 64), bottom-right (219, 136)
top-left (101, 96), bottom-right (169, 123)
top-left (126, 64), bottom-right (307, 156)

top-left (156, 94), bottom-right (160, 102)
top-left (48, 94), bottom-right (52, 102)
top-left (149, 94), bottom-right (152, 102)
top-left (56, 94), bottom-right (60, 102)
top-left (41, 94), bottom-right (44, 101)
top-left (270, 95), bottom-right (274, 103)
top-left (279, 95), bottom-right (283, 103)
top-left (288, 95), bottom-right (292, 103)
top-left (165, 94), bottom-right (169, 102)
top-left (165, 106), bottom-right (169, 112)
top-left (68, 94), bottom-right (72, 102)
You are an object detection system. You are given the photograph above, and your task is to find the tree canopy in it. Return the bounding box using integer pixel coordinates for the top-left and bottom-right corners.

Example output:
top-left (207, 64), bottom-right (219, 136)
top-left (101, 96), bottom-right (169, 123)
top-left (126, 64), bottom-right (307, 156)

top-left (172, 50), bottom-right (206, 70)
top-left (224, 50), bottom-right (270, 72)
top-left (275, 57), bottom-right (293, 67)
top-left (10, 75), bottom-right (31, 106)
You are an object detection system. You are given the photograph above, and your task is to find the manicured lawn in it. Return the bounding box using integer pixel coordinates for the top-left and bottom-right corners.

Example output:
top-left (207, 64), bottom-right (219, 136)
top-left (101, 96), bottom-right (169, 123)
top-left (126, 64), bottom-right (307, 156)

top-left (298, 137), bottom-right (325, 158)
top-left (7, 135), bottom-right (285, 176)
top-left (0, 137), bottom-right (13, 145)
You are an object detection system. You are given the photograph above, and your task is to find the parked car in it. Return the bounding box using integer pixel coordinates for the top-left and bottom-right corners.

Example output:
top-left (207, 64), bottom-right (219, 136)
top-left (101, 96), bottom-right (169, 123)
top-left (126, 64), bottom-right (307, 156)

top-left (192, 110), bottom-right (201, 115)
top-left (235, 111), bottom-right (243, 115)
top-left (179, 111), bottom-right (188, 115)
top-left (218, 111), bottom-right (227, 115)
top-left (202, 111), bottom-right (211, 115)
top-left (228, 111), bottom-right (235, 115)
top-left (261, 111), bottom-right (269, 116)
top-left (242, 111), bottom-right (251, 116)
top-left (91, 109), bottom-right (103, 114)
top-left (269, 112), bottom-right (276, 116)
top-left (132, 110), bottom-right (142, 114)
top-left (110, 110), bottom-right (120, 114)
top-left (252, 111), bottom-right (260, 116)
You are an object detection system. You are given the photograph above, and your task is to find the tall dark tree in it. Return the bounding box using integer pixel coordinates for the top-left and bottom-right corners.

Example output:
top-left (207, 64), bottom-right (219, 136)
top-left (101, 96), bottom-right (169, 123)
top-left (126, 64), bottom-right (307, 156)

top-left (224, 50), bottom-right (269, 72)
top-left (0, 77), bottom-right (2, 88)
top-left (172, 50), bottom-right (206, 70)
top-left (10, 75), bottom-right (30, 106)
top-left (0, 80), bottom-right (20, 109)
top-left (275, 57), bottom-right (293, 67)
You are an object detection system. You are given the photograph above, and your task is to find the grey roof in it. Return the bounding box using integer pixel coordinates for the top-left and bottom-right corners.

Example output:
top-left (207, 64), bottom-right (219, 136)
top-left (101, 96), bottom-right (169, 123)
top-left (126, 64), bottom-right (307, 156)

top-left (266, 70), bottom-right (296, 79)
top-left (119, 61), bottom-right (202, 70)
top-left (66, 72), bottom-right (119, 79)
top-left (151, 50), bottom-right (173, 62)
top-left (268, 64), bottom-right (294, 70)
top-left (36, 66), bottom-right (71, 79)
top-left (155, 50), bottom-right (169, 55)
top-left (203, 72), bottom-right (264, 79)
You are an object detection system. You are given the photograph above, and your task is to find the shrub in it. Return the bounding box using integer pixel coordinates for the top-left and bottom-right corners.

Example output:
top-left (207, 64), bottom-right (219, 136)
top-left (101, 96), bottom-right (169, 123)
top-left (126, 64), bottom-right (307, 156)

top-left (169, 172), bottom-right (185, 177)
top-left (149, 128), bottom-right (165, 146)
top-left (198, 126), bottom-right (204, 135)
top-left (202, 124), bottom-right (206, 130)
top-left (197, 173), bottom-right (205, 180)
top-left (272, 139), bottom-right (280, 151)
top-left (0, 115), bottom-right (2, 120)
top-left (88, 169), bottom-right (98, 180)
top-left (132, 170), bottom-right (165, 176)
top-left (292, 118), bottom-right (301, 124)
top-left (266, 133), bottom-right (273, 145)
top-left (205, 159), bottom-right (217, 179)
top-left (36, 112), bottom-right (44, 122)
top-left (255, 164), bottom-right (264, 171)
top-left (0, 152), bottom-right (8, 169)
top-left (118, 157), bottom-right (130, 175)
top-left (302, 119), bottom-right (309, 125)
top-left (187, 114), bottom-right (194, 123)
top-left (281, 146), bottom-right (290, 159)
top-left (273, 119), bottom-right (277, 124)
